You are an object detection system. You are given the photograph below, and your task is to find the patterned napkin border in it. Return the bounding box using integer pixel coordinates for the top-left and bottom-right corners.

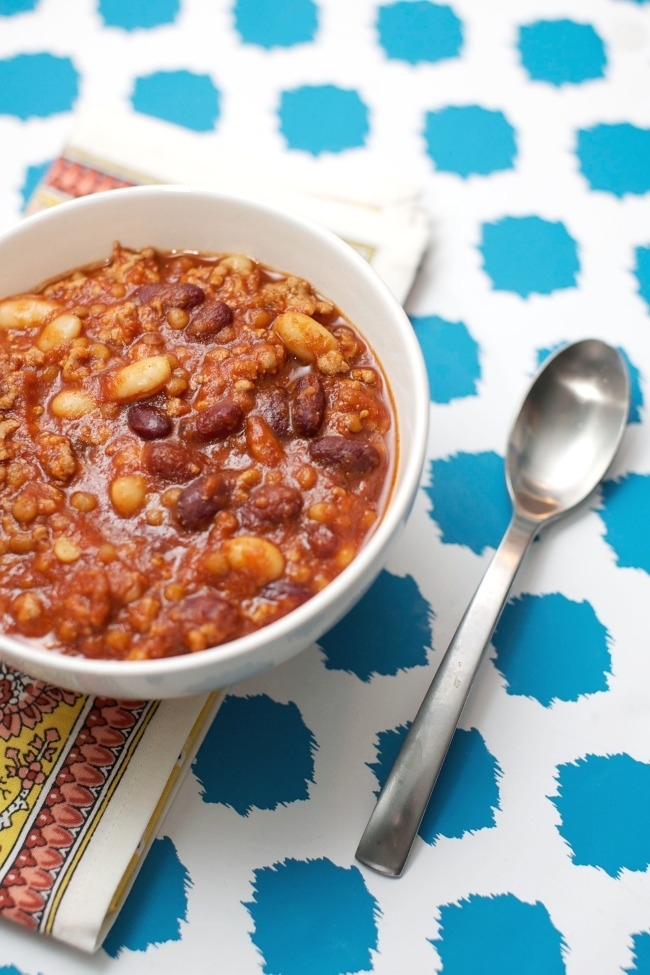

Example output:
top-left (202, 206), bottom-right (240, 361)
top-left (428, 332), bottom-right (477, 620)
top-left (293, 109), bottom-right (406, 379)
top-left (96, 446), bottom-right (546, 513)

top-left (0, 665), bottom-right (222, 952)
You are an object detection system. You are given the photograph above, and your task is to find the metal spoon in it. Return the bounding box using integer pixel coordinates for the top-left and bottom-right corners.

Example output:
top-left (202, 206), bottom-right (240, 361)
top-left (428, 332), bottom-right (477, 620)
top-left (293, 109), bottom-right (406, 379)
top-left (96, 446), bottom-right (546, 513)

top-left (356, 338), bottom-right (630, 878)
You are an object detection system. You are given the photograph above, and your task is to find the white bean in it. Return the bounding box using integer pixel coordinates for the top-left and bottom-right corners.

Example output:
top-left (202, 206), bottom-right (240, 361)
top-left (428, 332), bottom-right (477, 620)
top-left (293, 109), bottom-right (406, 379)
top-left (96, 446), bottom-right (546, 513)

top-left (106, 355), bottom-right (172, 403)
top-left (223, 535), bottom-right (284, 586)
top-left (220, 254), bottom-right (253, 272)
top-left (110, 475), bottom-right (147, 516)
top-left (50, 389), bottom-right (97, 419)
top-left (53, 537), bottom-right (81, 563)
top-left (273, 311), bottom-right (338, 363)
top-left (0, 297), bottom-right (60, 330)
top-left (37, 313), bottom-right (83, 351)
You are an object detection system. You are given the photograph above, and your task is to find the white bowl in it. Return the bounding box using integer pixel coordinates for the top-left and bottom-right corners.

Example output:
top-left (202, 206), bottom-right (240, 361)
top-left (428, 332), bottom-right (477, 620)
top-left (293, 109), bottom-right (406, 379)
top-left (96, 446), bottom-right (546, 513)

top-left (0, 185), bottom-right (428, 698)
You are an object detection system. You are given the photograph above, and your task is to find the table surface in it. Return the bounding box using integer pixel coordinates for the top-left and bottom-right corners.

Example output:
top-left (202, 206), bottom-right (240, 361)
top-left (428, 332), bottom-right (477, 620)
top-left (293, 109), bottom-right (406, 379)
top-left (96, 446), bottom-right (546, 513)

top-left (2, 1), bottom-right (650, 973)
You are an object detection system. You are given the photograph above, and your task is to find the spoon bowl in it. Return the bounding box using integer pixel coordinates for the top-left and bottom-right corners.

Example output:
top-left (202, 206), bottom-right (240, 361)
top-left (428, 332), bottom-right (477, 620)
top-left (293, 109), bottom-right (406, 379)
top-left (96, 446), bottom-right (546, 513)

top-left (356, 339), bottom-right (630, 877)
top-left (508, 340), bottom-right (630, 520)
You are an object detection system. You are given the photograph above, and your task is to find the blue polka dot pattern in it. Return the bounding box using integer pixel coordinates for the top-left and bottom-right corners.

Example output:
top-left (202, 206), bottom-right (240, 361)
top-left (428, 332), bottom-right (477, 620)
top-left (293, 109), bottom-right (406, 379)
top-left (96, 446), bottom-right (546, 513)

top-left (369, 725), bottom-right (501, 842)
top-left (622, 350), bottom-right (645, 424)
top-left (278, 85), bottom-right (369, 154)
top-left (244, 859), bottom-right (379, 975)
top-left (234, 0), bottom-right (318, 48)
top-left (193, 694), bottom-right (316, 813)
top-left (493, 593), bottom-right (611, 705)
top-left (423, 106), bottom-right (516, 177)
top-left (377, 1), bottom-right (463, 64)
top-left (1, 2), bottom-right (649, 972)
top-left (625, 933), bottom-right (650, 974)
top-left (0, 0), bottom-right (38, 13)
top-left (480, 216), bottom-right (580, 296)
top-left (20, 160), bottom-right (49, 210)
top-left (425, 452), bottom-right (511, 555)
top-left (577, 124), bottom-right (650, 196)
top-left (411, 315), bottom-right (480, 402)
top-left (102, 837), bottom-right (190, 957)
top-left (431, 894), bottom-right (566, 975)
top-left (131, 70), bottom-right (220, 132)
top-left (518, 20), bottom-right (607, 85)
top-left (599, 474), bottom-right (650, 573)
top-left (98, 0), bottom-right (180, 29)
top-left (319, 570), bottom-right (433, 678)
top-left (551, 754), bottom-right (650, 876)
top-left (0, 53), bottom-right (78, 118)
top-left (634, 245), bottom-right (650, 309)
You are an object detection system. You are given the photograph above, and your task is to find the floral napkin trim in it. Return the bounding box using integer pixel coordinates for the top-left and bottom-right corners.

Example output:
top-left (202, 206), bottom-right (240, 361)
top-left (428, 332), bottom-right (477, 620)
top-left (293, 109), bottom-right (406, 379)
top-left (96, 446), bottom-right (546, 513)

top-left (0, 664), bottom-right (156, 934)
top-left (0, 663), bottom-right (221, 951)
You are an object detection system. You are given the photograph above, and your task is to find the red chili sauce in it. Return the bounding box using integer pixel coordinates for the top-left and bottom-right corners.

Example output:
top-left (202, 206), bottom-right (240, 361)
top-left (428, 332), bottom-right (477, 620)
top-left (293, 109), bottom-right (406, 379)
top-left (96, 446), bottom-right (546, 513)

top-left (0, 244), bottom-right (394, 660)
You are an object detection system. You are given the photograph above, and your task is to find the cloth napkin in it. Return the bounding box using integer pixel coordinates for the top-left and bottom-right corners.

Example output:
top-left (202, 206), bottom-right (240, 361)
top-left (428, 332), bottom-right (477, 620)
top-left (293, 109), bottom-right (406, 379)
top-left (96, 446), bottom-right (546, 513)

top-left (0, 104), bottom-right (429, 953)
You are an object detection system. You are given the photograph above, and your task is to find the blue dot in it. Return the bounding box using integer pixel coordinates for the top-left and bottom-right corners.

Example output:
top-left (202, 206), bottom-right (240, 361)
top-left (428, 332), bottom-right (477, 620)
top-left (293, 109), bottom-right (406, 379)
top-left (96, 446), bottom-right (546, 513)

top-left (423, 105), bottom-right (516, 177)
top-left (319, 570), bottom-right (433, 679)
top-left (131, 70), bottom-right (220, 132)
top-left (0, 0), bottom-right (38, 13)
top-left (102, 836), bottom-right (190, 957)
top-left (369, 725), bottom-right (500, 843)
top-left (279, 85), bottom-right (369, 155)
top-left (519, 19), bottom-right (606, 86)
top-left (412, 315), bottom-right (480, 402)
top-left (600, 473), bottom-right (650, 573)
top-left (377, 1), bottom-right (463, 64)
top-left (425, 452), bottom-right (511, 555)
top-left (193, 694), bottom-right (316, 814)
top-left (20, 159), bottom-right (50, 210)
top-left (431, 893), bottom-right (566, 975)
top-left (0, 966), bottom-right (28, 975)
top-left (634, 245), bottom-right (650, 309)
top-left (98, 0), bottom-right (180, 29)
top-left (577, 124), bottom-right (650, 197)
top-left (552, 754), bottom-right (650, 876)
top-left (244, 859), bottom-right (378, 975)
top-left (480, 216), bottom-right (580, 296)
top-left (618, 349), bottom-right (643, 423)
top-left (493, 594), bottom-right (611, 706)
top-left (0, 53), bottom-right (78, 119)
top-left (625, 932), bottom-right (650, 974)
top-left (234, 0), bottom-right (317, 48)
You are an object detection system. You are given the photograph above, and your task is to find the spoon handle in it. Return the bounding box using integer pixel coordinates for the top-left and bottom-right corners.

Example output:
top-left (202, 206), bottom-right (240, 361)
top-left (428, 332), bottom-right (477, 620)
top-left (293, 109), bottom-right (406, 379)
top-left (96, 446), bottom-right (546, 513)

top-left (356, 512), bottom-right (537, 877)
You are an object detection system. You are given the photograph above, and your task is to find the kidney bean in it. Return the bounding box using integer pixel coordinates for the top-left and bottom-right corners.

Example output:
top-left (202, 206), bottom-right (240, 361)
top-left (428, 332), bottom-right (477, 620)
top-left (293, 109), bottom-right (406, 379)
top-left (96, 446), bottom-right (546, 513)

top-left (309, 435), bottom-right (380, 475)
top-left (258, 579), bottom-right (311, 609)
top-left (242, 483), bottom-right (303, 526)
top-left (132, 282), bottom-right (205, 310)
top-left (307, 523), bottom-right (338, 557)
top-left (144, 441), bottom-right (203, 482)
top-left (168, 593), bottom-right (241, 650)
top-left (190, 400), bottom-right (244, 442)
top-left (290, 373), bottom-right (325, 437)
top-left (255, 387), bottom-right (290, 438)
top-left (177, 472), bottom-right (233, 531)
top-left (186, 300), bottom-right (233, 340)
top-left (128, 404), bottom-right (173, 440)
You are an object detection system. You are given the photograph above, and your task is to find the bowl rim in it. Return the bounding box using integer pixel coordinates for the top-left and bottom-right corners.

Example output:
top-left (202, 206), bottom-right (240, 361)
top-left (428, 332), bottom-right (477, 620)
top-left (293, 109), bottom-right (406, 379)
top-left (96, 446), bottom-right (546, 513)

top-left (0, 184), bottom-right (429, 689)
